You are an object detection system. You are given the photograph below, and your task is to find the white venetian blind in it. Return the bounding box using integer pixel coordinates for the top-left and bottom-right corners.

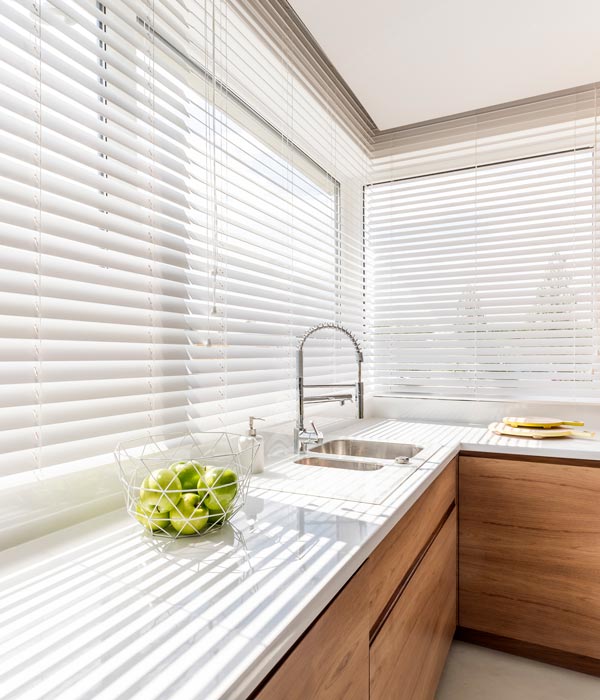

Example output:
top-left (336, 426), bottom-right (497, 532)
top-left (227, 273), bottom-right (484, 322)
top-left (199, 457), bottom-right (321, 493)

top-left (0, 0), bottom-right (366, 480)
top-left (367, 90), bottom-right (600, 400)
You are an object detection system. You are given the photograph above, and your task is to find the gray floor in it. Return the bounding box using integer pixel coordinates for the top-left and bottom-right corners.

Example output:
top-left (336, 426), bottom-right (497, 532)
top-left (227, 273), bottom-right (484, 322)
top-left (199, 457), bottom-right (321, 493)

top-left (436, 642), bottom-right (600, 700)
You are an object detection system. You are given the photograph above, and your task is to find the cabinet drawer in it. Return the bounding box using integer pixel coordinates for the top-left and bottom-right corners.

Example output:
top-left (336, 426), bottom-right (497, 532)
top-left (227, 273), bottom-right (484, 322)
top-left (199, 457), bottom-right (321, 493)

top-left (370, 509), bottom-right (457, 700)
top-left (364, 458), bottom-right (456, 631)
top-left (256, 566), bottom-right (369, 700)
top-left (459, 455), bottom-right (600, 660)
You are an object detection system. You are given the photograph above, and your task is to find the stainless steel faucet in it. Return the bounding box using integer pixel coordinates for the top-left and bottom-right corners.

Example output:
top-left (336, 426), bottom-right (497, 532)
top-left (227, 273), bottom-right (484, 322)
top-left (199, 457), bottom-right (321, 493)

top-left (295, 322), bottom-right (364, 452)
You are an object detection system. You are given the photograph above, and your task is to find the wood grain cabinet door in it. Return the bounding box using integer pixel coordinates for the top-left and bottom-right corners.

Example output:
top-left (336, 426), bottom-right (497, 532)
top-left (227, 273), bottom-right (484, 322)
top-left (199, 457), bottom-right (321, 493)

top-left (364, 460), bottom-right (456, 631)
top-left (459, 455), bottom-right (600, 660)
top-left (256, 567), bottom-right (369, 700)
top-left (370, 510), bottom-right (457, 700)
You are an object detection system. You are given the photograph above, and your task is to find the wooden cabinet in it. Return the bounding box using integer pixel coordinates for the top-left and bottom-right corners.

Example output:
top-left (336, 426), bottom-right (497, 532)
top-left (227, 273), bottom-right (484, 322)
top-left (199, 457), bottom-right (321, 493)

top-left (255, 449), bottom-right (600, 699)
top-left (370, 510), bottom-right (457, 700)
top-left (459, 455), bottom-right (600, 663)
top-left (256, 567), bottom-right (369, 700)
top-left (255, 462), bottom-right (457, 700)
top-left (363, 459), bottom-right (456, 632)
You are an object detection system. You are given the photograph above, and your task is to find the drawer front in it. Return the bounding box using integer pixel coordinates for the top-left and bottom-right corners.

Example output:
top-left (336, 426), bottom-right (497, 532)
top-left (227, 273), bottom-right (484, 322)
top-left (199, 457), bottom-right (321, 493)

top-left (365, 458), bottom-right (456, 631)
top-left (370, 509), bottom-right (457, 700)
top-left (256, 567), bottom-right (369, 700)
top-left (459, 455), bottom-right (600, 659)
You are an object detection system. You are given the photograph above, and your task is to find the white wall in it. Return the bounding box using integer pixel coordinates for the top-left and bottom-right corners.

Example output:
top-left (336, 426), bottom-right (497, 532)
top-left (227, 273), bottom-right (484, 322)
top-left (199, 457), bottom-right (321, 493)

top-left (368, 395), bottom-right (600, 428)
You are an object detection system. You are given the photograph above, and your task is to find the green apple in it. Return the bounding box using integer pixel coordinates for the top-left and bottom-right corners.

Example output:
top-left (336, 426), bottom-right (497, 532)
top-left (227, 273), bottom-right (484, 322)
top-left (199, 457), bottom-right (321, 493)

top-left (207, 507), bottom-right (226, 526)
top-left (140, 468), bottom-right (182, 513)
top-left (206, 506), bottom-right (233, 528)
top-left (196, 471), bottom-right (210, 504)
top-left (169, 460), bottom-right (205, 491)
top-left (170, 492), bottom-right (209, 536)
top-left (203, 467), bottom-right (238, 513)
top-left (135, 500), bottom-right (171, 532)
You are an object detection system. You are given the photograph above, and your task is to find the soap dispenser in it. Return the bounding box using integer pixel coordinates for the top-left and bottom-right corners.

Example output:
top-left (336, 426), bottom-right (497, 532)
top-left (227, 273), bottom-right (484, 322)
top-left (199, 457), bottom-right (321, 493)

top-left (239, 416), bottom-right (265, 474)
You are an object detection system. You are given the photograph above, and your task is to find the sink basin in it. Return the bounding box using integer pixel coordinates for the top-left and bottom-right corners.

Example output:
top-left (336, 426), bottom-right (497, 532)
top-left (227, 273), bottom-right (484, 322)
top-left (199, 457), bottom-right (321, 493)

top-left (295, 456), bottom-right (384, 471)
top-left (310, 439), bottom-right (422, 462)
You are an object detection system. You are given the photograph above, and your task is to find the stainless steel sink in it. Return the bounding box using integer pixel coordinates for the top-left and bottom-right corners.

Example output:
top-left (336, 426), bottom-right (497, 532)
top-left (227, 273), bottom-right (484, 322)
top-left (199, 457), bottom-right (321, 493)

top-left (295, 456), bottom-right (384, 471)
top-left (309, 439), bottom-right (422, 462)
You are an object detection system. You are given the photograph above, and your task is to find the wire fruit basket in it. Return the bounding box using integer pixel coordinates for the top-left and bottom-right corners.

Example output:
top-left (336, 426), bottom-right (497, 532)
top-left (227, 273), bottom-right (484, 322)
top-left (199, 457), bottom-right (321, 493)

top-left (116, 431), bottom-right (255, 538)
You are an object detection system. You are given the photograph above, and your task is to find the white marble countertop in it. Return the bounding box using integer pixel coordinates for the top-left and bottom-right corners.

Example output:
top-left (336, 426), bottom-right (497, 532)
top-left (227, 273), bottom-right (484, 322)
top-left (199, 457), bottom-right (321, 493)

top-left (1, 418), bottom-right (599, 700)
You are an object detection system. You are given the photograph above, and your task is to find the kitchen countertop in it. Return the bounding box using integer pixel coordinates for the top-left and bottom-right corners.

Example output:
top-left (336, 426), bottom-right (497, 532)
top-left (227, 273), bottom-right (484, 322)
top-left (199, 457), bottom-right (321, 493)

top-left (1, 418), bottom-right (599, 700)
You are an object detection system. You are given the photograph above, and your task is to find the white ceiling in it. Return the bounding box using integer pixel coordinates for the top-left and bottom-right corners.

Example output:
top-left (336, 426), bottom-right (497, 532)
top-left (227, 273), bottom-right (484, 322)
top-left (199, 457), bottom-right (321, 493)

top-left (289, 0), bottom-right (600, 131)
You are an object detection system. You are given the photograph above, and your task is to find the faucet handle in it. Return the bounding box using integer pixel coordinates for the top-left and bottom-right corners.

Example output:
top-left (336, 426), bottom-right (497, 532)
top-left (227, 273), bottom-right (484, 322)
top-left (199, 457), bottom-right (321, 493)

top-left (296, 421), bottom-right (324, 452)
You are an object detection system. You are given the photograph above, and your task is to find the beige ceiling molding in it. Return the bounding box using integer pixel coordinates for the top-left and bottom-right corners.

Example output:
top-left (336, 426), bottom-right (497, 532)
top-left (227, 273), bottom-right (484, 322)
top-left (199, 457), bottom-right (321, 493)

top-left (372, 81), bottom-right (600, 150)
top-left (230, 0), bottom-right (377, 147)
top-left (232, 1), bottom-right (600, 155)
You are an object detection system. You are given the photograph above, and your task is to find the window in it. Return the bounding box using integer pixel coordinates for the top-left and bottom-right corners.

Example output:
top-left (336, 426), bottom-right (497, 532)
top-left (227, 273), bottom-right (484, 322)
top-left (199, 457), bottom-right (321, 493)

top-left (0, 0), bottom-right (363, 485)
top-left (366, 148), bottom-right (597, 400)
top-left (151, 26), bottom-right (346, 434)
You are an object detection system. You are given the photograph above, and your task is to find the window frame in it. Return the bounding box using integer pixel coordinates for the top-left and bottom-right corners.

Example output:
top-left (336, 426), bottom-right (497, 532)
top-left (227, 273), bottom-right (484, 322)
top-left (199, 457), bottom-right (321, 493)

top-left (364, 146), bottom-right (596, 403)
